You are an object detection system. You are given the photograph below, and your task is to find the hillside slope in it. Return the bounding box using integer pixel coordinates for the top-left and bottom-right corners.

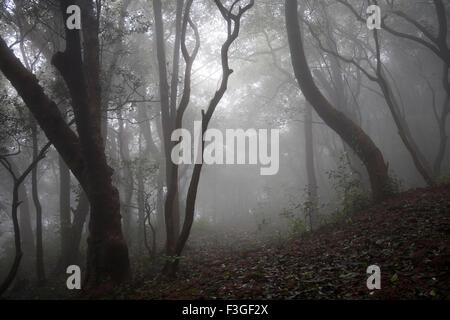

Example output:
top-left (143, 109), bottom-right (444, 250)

top-left (134, 184), bottom-right (450, 299)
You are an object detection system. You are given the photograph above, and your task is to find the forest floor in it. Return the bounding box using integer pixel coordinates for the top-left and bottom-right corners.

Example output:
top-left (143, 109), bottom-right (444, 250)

top-left (128, 183), bottom-right (450, 300)
top-left (4, 184), bottom-right (450, 300)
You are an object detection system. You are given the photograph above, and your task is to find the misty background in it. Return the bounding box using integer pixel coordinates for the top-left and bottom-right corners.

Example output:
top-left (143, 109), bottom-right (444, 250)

top-left (0, 0), bottom-right (448, 296)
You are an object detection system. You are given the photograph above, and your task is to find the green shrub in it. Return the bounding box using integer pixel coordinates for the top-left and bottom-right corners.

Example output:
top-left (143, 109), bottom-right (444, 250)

top-left (327, 153), bottom-right (372, 219)
top-left (436, 172), bottom-right (450, 185)
top-left (385, 171), bottom-right (404, 194)
top-left (280, 207), bottom-right (306, 235)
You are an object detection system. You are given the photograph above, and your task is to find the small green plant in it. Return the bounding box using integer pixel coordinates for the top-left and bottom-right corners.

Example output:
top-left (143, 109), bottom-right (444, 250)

top-left (327, 153), bottom-right (372, 218)
top-left (250, 205), bottom-right (272, 233)
top-left (294, 185), bottom-right (320, 231)
top-left (279, 186), bottom-right (322, 234)
top-left (161, 254), bottom-right (186, 264)
top-left (436, 172), bottom-right (450, 185)
top-left (385, 171), bottom-right (404, 194)
top-left (280, 207), bottom-right (306, 235)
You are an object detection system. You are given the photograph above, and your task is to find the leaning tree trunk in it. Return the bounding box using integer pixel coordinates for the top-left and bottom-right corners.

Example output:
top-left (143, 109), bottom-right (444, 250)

top-left (0, 21), bottom-right (131, 289)
top-left (372, 29), bottom-right (434, 186)
top-left (285, 0), bottom-right (391, 202)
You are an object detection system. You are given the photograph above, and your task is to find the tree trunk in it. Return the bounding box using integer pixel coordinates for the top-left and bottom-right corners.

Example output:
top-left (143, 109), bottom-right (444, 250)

top-left (18, 183), bottom-right (34, 257)
top-left (52, 1), bottom-right (131, 287)
top-left (0, 182), bottom-right (23, 296)
top-left (9, 161), bottom-right (35, 280)
top-left (68, 188), bottom-right (89, 266)
top-left (433, 64), bottom-right (450, 176)
top-left (373, 32), bottom-right (435, 186)
top-left (165, 0), bottom-right (254, 276)
top-left (0, 27), bottom-right (130, 287)
top-left (0, 143), bottom-right (49, 296)
top-left (152, 0), bottom-right (178, 256)
top-left (169, 0), bottom-right (185, 241)
top-left (58, 155), bottom-right (72, 270)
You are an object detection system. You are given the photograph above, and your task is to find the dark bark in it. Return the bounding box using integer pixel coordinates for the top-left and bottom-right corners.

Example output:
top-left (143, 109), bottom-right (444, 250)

top-left (0, 37), bottom-right (88, 189)
top-left (372, 30), bottom-right (435, 186)
top-left (169, 0), bottom-right (185, 239)
top-left (0, 177), bottom-right (23, 296)
top-left (58, 155), bottom-right (72, 270)
top-left (335, 0), bottom-right (450, 181)
top-left (0, 1), bottom-right (131, 287)
top-left (18, 185), bottom-right (34, 257)
top-left (11, 163), bottom-right (35, 263)
top-left (313, 66), bottom-right (370, 188)
top-left (164, 0), bottom-right (254, 276)
top-left (0, 142), bottom-right (50, 296)
top-left (52, 0), bottom-right (130, 286)
top-left (162, 0), bottom-right (200, 275)
top-left (433, 65), bottom-right (450, 176)
top-left (170, 0), bottom-right (184, 120)
top-left (152, 0), bottom-right (179, 255)
top-left (67, 188), bottom-right (90, 266)
top-left (285, 0), bottom-right (391, 202)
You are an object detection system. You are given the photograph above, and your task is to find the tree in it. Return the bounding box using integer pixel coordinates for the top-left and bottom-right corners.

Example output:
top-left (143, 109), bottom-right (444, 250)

top-left (0, 141), bottom-right (50, 296)
top-left (285, 0), bottom-right (391, 202)
top-left (58, 147), bottom-right (71, 271)
top-left (164, 0), bottom-right (255, 275)
top-left (0, 0), bottom-right (131, 288)
top-left (152, 0), bottom-right (184, 256)
top-left (335, 0), bottom-right (449, 180)
top-left (51, 0), bottom-right (131, 287)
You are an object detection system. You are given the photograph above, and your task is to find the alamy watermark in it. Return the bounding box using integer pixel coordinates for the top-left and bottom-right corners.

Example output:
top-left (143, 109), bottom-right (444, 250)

top-left (366, 265), bottom-right (381, 290)
top-left (367, 5), bottom-right (381, 30)
top-left (170, 121), bottom-right (280, 176)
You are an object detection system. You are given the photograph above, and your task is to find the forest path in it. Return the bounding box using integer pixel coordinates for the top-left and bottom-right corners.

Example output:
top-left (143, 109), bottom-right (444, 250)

top-left (133, 184), bottom-right (450, 299)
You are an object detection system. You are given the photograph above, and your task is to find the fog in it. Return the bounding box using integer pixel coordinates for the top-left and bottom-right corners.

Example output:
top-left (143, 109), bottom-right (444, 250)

top-left (0, 0), bottom-right (449, 300)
